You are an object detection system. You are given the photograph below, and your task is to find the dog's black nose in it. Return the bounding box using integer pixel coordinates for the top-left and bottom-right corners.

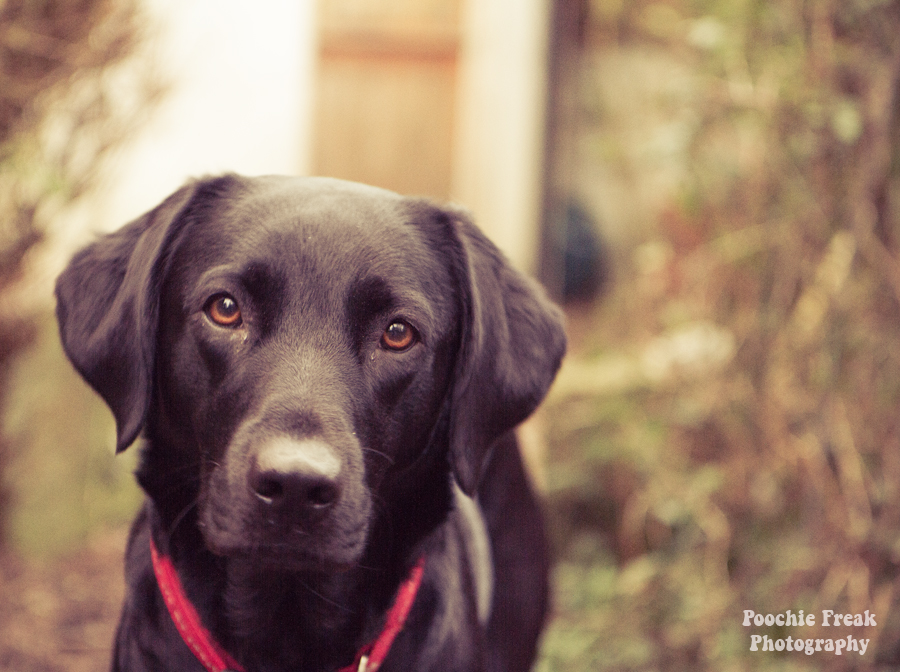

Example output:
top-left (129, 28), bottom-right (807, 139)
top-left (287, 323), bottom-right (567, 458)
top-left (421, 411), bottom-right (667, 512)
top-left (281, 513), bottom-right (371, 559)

top-left (250, 438), bottom-right (342, 517)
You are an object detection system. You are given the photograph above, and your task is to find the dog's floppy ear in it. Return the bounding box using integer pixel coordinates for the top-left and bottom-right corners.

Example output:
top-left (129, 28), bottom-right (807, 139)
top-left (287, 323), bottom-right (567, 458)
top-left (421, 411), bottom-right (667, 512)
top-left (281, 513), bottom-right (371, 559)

top-left (54, 180), bottom-right (209, 452)
top-left (439, 209), bottom-right (566, 495)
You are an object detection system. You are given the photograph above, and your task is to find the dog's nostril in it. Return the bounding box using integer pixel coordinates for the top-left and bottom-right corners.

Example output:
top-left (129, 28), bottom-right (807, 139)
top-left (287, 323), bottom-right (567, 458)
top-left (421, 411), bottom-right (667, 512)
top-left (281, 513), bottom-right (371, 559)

top-left (307, 482), bottom-right (339, 508)
top-left (254, 475), bottom-right (284, 502)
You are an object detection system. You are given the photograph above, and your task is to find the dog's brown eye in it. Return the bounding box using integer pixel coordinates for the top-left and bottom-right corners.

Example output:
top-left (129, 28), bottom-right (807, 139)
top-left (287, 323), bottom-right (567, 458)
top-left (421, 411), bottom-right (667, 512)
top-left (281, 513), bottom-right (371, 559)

top-left (381, 320), bottom-right (415, 351)
top-left (206, 294), bottom-right (242, 327)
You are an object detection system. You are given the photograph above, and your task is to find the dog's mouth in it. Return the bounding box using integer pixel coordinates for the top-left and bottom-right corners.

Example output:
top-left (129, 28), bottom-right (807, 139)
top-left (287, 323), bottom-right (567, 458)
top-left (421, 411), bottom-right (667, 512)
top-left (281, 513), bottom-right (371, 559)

top-left (197, 497), bottom-right (371, 570)
top-left (204, 538), bottom-right (361, 573)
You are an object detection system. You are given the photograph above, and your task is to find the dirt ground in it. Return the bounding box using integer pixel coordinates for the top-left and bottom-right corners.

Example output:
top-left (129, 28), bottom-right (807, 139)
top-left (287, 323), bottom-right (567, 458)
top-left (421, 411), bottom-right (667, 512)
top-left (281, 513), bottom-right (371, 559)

top-left (0, 527), bottom-right (128, 672)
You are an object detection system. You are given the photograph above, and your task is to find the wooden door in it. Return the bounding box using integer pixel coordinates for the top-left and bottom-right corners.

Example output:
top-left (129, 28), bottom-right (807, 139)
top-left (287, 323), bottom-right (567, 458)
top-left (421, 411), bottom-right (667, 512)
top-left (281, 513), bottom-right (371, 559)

top-left (314, 0), bottom-right (461, 199)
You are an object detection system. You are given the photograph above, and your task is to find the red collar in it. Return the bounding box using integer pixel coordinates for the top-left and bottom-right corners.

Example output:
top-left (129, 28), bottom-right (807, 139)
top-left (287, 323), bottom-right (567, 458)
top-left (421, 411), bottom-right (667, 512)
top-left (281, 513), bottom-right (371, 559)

top-left (150, 537), bottom-right (425, 672)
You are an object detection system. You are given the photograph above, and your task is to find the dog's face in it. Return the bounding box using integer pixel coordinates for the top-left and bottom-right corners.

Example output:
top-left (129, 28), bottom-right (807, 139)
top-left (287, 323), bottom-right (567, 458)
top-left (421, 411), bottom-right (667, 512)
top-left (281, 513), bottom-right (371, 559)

top-left (55, 174), bottom-right (565, 570)
top-left (155, 178), bottom-right (459, 565)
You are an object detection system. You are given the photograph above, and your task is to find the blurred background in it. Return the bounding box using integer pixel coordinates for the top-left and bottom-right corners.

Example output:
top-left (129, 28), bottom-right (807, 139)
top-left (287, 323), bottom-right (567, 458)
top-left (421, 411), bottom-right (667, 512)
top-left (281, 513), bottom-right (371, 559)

top-left (2, 0), bottom-right (900, 670)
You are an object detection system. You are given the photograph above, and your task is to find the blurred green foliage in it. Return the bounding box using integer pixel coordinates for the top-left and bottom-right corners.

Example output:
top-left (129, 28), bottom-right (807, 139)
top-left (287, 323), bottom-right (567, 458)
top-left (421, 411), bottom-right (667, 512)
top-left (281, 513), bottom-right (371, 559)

top-left (4, 315), bottom-right (140, 557)
top-left (539, 0), bottom-right (900, 670)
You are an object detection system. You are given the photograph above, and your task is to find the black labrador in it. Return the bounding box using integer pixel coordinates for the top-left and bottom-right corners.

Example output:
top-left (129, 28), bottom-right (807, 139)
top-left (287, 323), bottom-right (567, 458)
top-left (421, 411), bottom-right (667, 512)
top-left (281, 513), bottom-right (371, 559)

top-left (55, 175), bottom-right (566, 672)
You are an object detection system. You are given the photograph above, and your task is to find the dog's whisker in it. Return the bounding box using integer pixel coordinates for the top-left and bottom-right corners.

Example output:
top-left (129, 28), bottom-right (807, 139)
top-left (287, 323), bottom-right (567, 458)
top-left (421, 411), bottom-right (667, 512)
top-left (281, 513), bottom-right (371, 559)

top-left (154, 475), bottom-right (202, 508)
top-left (296, 579), bottom-right (354, 613)
top-left (165, 499), bottom-right (200, 543)
top-left (362, 447), bottom-right (395, 465)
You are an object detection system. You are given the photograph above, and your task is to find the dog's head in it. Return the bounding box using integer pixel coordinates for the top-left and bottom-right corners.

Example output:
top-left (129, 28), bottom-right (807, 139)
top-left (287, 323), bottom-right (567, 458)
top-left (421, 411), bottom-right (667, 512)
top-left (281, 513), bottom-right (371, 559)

top-left (55, 175), bottom-right (565, 568)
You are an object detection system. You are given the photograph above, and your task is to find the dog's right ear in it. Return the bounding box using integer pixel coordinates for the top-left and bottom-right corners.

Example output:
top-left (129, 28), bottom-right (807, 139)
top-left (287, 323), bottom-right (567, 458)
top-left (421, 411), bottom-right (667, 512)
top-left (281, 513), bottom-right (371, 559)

top-left (411, 204), bottom-right (566, 496)
top-left (55, 181), bottom-right (205, 452)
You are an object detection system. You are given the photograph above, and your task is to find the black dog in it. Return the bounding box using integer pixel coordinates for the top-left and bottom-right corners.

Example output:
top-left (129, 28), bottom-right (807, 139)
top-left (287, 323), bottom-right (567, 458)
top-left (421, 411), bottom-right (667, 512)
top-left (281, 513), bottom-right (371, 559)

top-left (55, 175), bottom-right (566, 672)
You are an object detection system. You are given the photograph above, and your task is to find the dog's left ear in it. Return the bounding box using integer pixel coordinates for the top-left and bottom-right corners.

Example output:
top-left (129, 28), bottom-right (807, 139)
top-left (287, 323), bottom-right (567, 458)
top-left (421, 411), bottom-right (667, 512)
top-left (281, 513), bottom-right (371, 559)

top-left (429, 208), bottom-right (567, 495)
top-left (54, 180), bottom-right (206, 452)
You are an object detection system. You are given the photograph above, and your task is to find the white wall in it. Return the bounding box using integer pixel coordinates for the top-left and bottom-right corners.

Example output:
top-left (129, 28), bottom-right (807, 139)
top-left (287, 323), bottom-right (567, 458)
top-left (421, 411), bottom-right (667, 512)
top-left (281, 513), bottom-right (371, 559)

top-left (97, 0), bottom-right (317, 232)
top-left (451, 0), bottom-right (551, 272)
